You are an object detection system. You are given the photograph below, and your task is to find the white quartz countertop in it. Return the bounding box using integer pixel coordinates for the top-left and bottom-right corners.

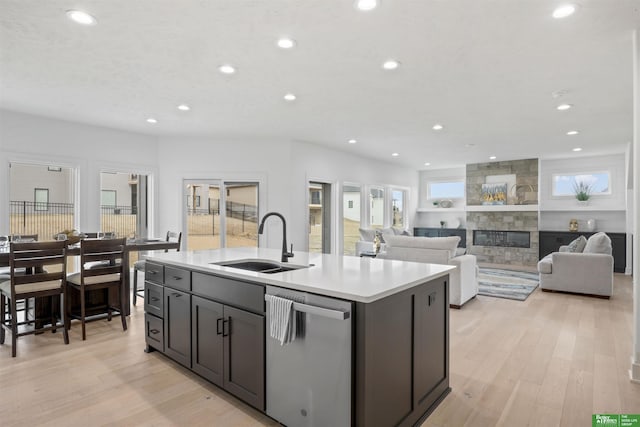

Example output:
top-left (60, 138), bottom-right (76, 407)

top-left (144, 247), bottom-right (455, 303)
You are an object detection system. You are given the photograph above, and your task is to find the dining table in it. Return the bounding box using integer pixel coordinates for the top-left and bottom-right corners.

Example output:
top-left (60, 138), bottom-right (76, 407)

top-left (0, 238), bottom-right (181, 324)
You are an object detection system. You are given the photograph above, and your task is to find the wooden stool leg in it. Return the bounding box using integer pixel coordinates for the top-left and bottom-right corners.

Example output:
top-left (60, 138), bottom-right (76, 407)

top-left (120, 283), bottom-right (127, 332)
top-left (50, 295), bottom-right (56, 334)
top-left (11, 298), bottom-right (17, 357)
top-left (0, 293), bottom-right (5, 344)
top-left (62, 291), bottom-right (69, 345)
top-left (80, 286), bottom-right (86, 341)
top-left (132, 266), bottom-right (138, 306)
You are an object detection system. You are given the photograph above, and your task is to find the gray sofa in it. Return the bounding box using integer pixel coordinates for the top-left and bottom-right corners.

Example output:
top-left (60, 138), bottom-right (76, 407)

top-left (537, 232), bottom-right (614, 298)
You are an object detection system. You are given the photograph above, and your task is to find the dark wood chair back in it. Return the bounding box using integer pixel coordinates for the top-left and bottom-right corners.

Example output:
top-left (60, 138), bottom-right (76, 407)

top-left (79, 238), bottom-right (126, 284)
top-left (1, 240), bottom-right (69, 356)
top-left (166, 231), bottom-right (182, 252)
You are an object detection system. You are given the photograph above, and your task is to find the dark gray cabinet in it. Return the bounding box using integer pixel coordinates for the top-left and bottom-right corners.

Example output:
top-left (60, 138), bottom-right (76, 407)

top-left (144, 265), bottom-right (265, 411)
top-left (164, 288), bottom-right (191, 368)
top-left (191, 296), bottom-right (265, 410)
top-left (413, 279), bottom-right (448, 410)
top-left (355, 275), bottom-right (450, 427)
top-left (222, 305), bottom-right (264, 410)
top-left (191, 296), bottom-right (224, 386)
top-left (538, 231), bottom-right (626, 273)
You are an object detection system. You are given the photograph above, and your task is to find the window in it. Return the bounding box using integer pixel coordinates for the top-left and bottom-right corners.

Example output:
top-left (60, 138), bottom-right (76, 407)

top-left (195, 195), bottom-right (201, 207)
top-left (34, 188), bottom-right (49, 211)
top-left (101, 190), bottom-right (117, 206)
top-left (342, 184), bottom-right (361, 255)
top-left (391, 189), bottom-right (406, 228)
top-left (428, 180), bottom-right (465, 199)
top-left (552, 172), bottom-right (611, 196)
top-left (308, 182), bottom-right (332, 254)
top-left (369, 187), bottom-right (385, 229)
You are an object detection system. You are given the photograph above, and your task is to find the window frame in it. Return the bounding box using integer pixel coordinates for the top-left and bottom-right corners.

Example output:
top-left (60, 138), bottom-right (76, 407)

top-left (426, 179), bottom-right (466, 201)
top-left (551, 170), bottom-right (612, 198)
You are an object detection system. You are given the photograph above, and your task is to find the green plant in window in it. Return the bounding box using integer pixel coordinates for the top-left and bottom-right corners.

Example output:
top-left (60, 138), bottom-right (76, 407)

top-left (573, 180), bottom-right (592, 201)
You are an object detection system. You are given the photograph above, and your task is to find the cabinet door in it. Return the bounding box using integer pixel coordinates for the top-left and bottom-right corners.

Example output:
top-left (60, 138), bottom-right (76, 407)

top-left (191, 296), bottom-right (224, 387)
top-left (413, 277), bottom-right (448, 410)
top-left (223, 305), bottom-right (265, 410)
top-left (164, 288), bottom-right (191, 368)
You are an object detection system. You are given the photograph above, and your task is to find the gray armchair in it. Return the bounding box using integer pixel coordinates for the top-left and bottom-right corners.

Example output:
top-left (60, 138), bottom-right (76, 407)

top-left (537, 232), bottom-right (613, 298)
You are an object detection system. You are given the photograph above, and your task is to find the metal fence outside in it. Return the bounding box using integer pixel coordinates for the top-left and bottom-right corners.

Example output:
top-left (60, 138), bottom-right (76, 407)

top-left (187, 201), bottom-right (258, 236)
top-left (9, 201), bottom-right (137, 240)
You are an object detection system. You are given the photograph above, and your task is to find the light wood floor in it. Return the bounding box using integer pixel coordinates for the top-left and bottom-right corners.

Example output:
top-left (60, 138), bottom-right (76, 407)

top-left (0, 274), bottom-right (638, 426)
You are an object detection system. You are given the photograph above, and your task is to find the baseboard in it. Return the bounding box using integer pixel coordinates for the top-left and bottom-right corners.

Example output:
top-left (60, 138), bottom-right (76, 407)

top-left (630, 357), bottom-right (640, 383)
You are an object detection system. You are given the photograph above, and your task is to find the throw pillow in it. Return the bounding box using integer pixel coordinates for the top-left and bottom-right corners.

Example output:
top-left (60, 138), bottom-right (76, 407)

top-left (401, 229), bottom-right (412, 236)
top-left (378, 227), bottom-right (396, 243)
top-left (583, 232), bottom-right (612, 255)
top-left (566, 235), bottom-right (587, 253)
top-left (359, 228), bottom-right (376, 242)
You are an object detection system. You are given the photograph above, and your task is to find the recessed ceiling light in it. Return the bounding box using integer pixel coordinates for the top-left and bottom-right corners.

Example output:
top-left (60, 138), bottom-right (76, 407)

top-left (66, 10), bottom-right (97, 25)
top-left (567, 130), bottom-right (579, 135)
top-left (348, 139), bottom-right (357, 144)
top-left (424, 162), bottom-right (431, 166)
top-left (391, 152), bottom-right (399, 157)
top-left (489, 156), bottom-right (497, 160)
top-left (382, 60), bottom-right (400, 70)
top-left (572, 147), bottom-right (583, 152)
top-left (177, 104), bottom-right (190, 111)
top-left (146, 118), bottom-right (157, 124)
top-left (284, 93), bottom-right (296, 101)
top-left (552, 4), bottom-right (576, 19)
top-left (465, 143), bottom-right (475, 148)
top-left (557, 103), bottom-right (573, 111)
top-left (277, 38), bottom-right (296, 49)
top-left (432, 124), bottom-right (444, 131)
top-left (356, 0), bottom-right (378, 11)
top-left (218, 64), bottom-right (236, 74)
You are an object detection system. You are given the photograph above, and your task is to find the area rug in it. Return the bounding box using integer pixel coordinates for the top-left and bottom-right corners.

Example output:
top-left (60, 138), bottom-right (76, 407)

top-left (477, 268), bottom-right (539, 301)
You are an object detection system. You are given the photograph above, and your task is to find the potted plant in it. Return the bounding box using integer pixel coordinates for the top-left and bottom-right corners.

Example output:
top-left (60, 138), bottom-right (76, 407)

top-left (573, 180), bottom-right (592, 204)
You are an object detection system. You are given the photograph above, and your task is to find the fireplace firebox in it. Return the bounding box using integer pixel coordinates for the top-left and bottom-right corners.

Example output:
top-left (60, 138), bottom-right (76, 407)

top-left (473, 230), bottom-right (530, 248)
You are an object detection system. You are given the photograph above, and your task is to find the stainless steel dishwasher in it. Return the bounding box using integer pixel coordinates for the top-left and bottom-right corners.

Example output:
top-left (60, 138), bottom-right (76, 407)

top-left (265, 285), bottom-right (352, 427)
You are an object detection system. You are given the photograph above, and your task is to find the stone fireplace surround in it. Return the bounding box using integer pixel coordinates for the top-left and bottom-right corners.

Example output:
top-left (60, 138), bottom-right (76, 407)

top-left (466, 159), bottom-right (539, 267)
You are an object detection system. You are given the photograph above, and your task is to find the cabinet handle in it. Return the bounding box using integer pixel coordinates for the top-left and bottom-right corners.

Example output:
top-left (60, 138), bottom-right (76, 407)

top-left (172, 293), bottom-right (182, 298)
top-left (150, 297), bottom-right (159, 302)
top-left (172, 276), bottom-right (182, 281)
top-left (148, 270), bottom-right (158, 275)
top-left (216, 318), bottom-right (223, 335)
top-left (222, 318), bottom-right (230, 337)
top-left (149, 329), bottom-right (160, 335)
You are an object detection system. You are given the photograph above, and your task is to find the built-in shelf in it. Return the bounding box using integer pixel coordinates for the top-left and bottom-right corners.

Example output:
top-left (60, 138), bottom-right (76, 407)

top-left (417, 207), bottom-right (465, 213)
top-left (539, 207), bottom-right (626, 212)
top-left (418, 205), bottom-right (539, 213)
top-left (466, 205), bottom-right (539, 212)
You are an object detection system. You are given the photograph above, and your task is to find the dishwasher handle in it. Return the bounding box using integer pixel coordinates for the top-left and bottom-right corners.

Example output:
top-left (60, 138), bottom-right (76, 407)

top-left (265, 294), bottom-right (350, 320)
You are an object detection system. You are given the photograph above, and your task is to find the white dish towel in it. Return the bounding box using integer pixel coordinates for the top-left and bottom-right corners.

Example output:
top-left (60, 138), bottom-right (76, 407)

top-left (268, 295), bottom-right (297, 345)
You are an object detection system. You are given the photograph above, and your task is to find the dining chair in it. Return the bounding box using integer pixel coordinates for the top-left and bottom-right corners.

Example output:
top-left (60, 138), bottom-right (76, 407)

top-left (66, 238), bottom-right (127, 340)
top-left (132, 231), bottom-right (182, 305)
top-left (0, 240), bottom-right (69, 357)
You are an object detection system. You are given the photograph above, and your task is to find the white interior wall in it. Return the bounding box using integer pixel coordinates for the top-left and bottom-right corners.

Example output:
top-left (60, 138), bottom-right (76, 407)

top-left (289, 141), bottom-right (419, 253)
top-left (0, 109), bottom-right (158, 234)
top-left (415, 167), bottom-right (466, 229)
top-left (155, 136), bottom-right (292, 250)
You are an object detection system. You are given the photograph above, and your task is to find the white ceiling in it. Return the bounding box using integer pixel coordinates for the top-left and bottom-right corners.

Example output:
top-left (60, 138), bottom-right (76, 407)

top-left (1, 0), bottom-right (639, 169)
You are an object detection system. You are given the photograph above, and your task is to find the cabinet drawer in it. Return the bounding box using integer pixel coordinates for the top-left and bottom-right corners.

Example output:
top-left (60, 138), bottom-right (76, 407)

top-left (165, 266), bottom-right (191, 291)
top-left (145, 262), bottom-right (164, 284)
top-left (192, 272), bottom-right (264, 314)
top-left (145, 313), bottom-right (164, 351)
top-left (144, 281), bottom-right (164, 318)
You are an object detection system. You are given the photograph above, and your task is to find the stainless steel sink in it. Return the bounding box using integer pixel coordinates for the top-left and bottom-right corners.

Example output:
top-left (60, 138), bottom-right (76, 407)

top-left (211, 259), bottom-right (312, 274)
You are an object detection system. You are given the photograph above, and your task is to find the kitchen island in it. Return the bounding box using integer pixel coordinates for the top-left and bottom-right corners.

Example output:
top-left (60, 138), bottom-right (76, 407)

top-left (142, 247), bottom-right (454, 427)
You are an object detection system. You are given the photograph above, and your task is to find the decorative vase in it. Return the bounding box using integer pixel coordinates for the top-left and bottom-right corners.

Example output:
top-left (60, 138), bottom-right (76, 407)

top-left (577, 199), bottom-right (590, 206)
top-left (587, 219), bottom-right (596, 231)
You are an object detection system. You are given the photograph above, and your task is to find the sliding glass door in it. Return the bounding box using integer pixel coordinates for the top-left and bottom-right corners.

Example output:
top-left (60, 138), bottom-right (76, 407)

top-left (184, 180), bottom-right (259, 251)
